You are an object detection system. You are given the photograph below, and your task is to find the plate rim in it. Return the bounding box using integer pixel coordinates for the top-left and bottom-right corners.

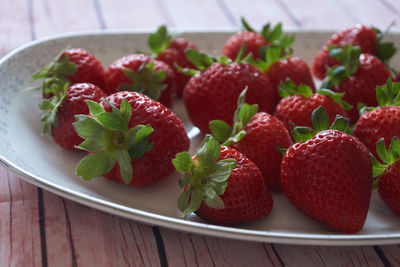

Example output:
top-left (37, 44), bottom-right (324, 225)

top-left (2, 29), bottom-right (400, 246)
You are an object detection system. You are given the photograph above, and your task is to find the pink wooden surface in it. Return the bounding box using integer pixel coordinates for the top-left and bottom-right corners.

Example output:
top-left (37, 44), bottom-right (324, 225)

top-left (1, 0), bottom-right (400, 266)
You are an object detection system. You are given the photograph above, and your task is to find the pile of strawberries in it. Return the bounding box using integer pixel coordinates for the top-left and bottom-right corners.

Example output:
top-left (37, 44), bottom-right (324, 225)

top-left (31, 19), bottom-right (400, 234)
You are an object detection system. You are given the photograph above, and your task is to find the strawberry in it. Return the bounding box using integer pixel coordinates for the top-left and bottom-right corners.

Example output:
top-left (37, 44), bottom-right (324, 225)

top-left (74, 91), bottom-right (189, 186)
top-left (373, 138), bottom-right (400, 215)
top-left (274, 79), bottom-right (350, 131)
top-left (353, 78), bottom-right (400, 158)
top-left (321, 45), bottom-right (391, 123)
top-left (222, 18), bottom-right (294, 60)
top-left (182, 50), bottom-right (277, 133)
top-left (246, 44), bottom-right (315, 98)
top-left (31, 48), bottom-right (106, 95)
top-left (209, 89), bottom-right (292, 191)
top-left (39, 82), bottom-right (105, 150)
top-left (148, 25), bottom-right (197, 98)
top-left (280, 107), bottom-right (372, 233)
top-left (312, 24), bottom-right (396, 80)
top-left (173, 135), bottom-right (273, 225)
top-left (105, 54), bottom-right (176, 107)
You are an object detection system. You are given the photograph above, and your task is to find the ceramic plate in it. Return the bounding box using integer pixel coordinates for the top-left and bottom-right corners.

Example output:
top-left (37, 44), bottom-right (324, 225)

top-left (1, 29), bottom-right (400, 245)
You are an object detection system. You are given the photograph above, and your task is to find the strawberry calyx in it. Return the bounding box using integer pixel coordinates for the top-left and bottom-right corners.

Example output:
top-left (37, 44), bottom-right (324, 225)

top-left (118, 61), bottom-right (167, 101)
top-left (279, 79), bottom-right (352, 110)
top-left (291, 106), bottom-right (351, 143)
top-left (320, 45), bottom-right (361, 89)
top-left (372, 137), bottom-right (400, 188)
top-left (373, 23), bottom-right (397, 74)
top-left (148, 25), bottom-right (173, 56)
top-left (359, 77), bottom-right (400, 116)
top-left (30, 50), bottom-right (77, 95)
top-left (38, 79), bottom-right (69, 135)
top-left (172, 135), bottom-right (237, 218)
top-left (209, 87), bottom-right (258, 146)
top-left (74, 98), bottom-right (154, 184)
top-left (241, 17), bottom-right (294, 60)
top-left (176, 49), bottom-right (235, 76)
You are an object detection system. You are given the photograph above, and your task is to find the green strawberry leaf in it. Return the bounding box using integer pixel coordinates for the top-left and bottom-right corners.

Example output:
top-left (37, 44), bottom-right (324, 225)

top-left (291, 126), bottom-right (316, 143)
top-left (75, 98), bottom-right (154, 182)
top-left (372, 154), bottom-right (387, 178)
top-left (148, 25), bottom-right (172, 55)
top-left (241, 17), bottom-right (256, 32)
top-left (376, 77), bottom-right (400, 107)
top-left (39, 91), bottom-right (67, 135)
top-left (185, 49), bottom-right (216, 71)
top-left (76, 151), bottom-right (116, 181)
top-left (210, 87), bottom-right (258, 146)
top-left (209, 120), bottom-right (233, 143)
top-left (115, 150), bottom-right (133, 184)
top-left (321, 45), bottom-right (361, 89)
top-left (279, 79), bottom-right (313, 98)
top-left (329, 115), bottom-right (350, 133)
top-left (174, 135), bottom-right (236, 218)
top-left (174, 63), bottom-right (200, 76)
top-left (374, 23), bottom-right (397, 72)
top-left (172, 152), bottom-right (195, 172)
top-left (312, 106), bottom-right (330, 132)
top-left (317, 88), bottom-right (352, 110)
top-left (119, 62), bottom-right (167, 101)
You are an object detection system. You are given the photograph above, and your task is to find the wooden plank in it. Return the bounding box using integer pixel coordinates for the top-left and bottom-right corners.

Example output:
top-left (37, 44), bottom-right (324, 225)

top-left (273, 244), bottom-right (386, 266)
top-left (99, 0), bottom-right (168, 29)
top-left (0, 0), bottom-right (32, 56)
top-left (377, 245), bottom-right (400, 265)
top-left (0, 170), bottom-right (42, 266)
top-left (31, 0), bottom-right (101, 38)
top-left (160, 229), bottom-right (282, 266)
top-left (159, 0), bottom-right (233, 27)
top-left (279, 0), bottom-right (356, 29)
top-left (219, 0), bottom-right (296, 29)
top-left (338, 0), bottom-right (400, 29)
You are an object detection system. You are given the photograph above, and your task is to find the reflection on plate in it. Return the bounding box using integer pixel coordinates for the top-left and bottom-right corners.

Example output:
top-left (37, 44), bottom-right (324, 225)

top-left (1, 30), bottom-right (400, 245)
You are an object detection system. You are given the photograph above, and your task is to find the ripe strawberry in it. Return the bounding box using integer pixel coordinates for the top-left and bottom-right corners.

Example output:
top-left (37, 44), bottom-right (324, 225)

top-left (31, 48), bottom-right (106, 95)
top-left (312, 24), bottom-right (396, 79)
top-left (39, 82), bottom-right (105, 150)
top-left (183, 50), bottom-right (277, 133)
top-left (246, 45), bottom-right (315, 98)
top-left (209, 89), bottom-right (292, 191)
top-left (222, 18), bottom-right (294, 60)
top-left (321, 45), bottom-right (391, 123)
top-left (373, 138), bottom-right (400, 215)
top-left (74, 91), bottom-right (189, 186)
top-left (148, 25), bottom-right (197, 98)
top-left (173, 135), bottom-right (273, 225)
top-left (105, 54), bottom-right (176, 107)
top-left (274, 79), bottom-right (349, 131)
top-left (353, 78), bottom-right (400, 158)
top-left (280, 107), bottom-right (372, 233)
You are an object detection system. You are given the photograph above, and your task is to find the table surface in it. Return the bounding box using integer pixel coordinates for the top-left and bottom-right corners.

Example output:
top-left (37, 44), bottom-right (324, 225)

top-left (2, 0), bottom-right (400, 266)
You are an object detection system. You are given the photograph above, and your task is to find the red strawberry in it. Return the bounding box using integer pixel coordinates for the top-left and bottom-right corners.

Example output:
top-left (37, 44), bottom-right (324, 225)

top-left (321, 45), bottom-right (391, 123)
top-left (148, 25), bottom-right (197, 98)
top-left (210, 89), bottom-right (292, 191)
top-left (32, 48), bottom-right (106, 95)
top-left (246, 44), bottom-right (315, 99)
top-left (312, 24), bottom-right (396, 79)
top-left (105, 54), bottom-right (176, 107)
top-left (274, 79), bottom-right (349, 131)
top-left (280, 107), bottom-right (372, 233)
top-left (373, 138), bottom-right (400, 215)
top-left (173, 135), bottom-right (273, 225)
top-left (183, 50), bottom-right (277, 133)
top-left (353, 78), bottom-right (400, 158)
top-left (222, 18), bottom-right (293, 60)
top-left (74, 91), bottom-right (189, 186)
top-left (39, 82), bottom-right (105, 150)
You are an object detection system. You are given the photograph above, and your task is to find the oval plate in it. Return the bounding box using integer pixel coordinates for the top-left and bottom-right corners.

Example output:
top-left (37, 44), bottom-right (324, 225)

top-left (1, 30), bottom-right (400, 245)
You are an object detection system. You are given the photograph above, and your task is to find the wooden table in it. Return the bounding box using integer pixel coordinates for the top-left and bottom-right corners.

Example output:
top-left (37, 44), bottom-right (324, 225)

top-left (1, 0), bottom-right (400, 266)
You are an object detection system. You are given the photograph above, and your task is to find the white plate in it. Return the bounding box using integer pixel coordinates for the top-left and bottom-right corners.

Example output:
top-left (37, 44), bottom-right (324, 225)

top-left (1, 29), bottom-right (400, 246)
